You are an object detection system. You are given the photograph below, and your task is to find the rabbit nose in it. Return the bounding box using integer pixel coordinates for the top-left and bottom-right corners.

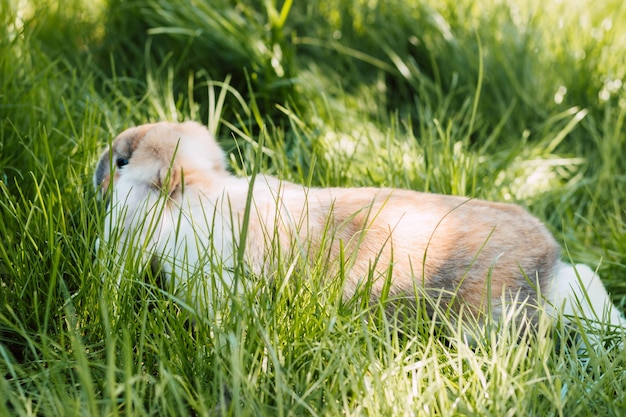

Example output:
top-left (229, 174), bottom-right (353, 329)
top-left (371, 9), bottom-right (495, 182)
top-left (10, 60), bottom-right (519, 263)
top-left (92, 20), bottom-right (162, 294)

top-left (98, 170), bottom-right (120, 197)
top-left (100, 176), bottom-right (110, 193)
top-left (96, 175), bottom-right (113, 210)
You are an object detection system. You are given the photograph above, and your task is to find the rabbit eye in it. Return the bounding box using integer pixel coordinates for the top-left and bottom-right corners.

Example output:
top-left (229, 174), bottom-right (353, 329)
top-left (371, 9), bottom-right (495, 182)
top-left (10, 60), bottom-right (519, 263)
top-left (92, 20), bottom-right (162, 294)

top-left (116, 157), bottom-right (129, 168)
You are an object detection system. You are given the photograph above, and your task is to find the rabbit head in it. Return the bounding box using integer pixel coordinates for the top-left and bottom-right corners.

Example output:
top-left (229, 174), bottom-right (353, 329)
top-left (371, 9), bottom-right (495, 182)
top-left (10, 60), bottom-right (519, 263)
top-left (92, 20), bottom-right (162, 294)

top-left (93, 121), bottom-right (233, 301)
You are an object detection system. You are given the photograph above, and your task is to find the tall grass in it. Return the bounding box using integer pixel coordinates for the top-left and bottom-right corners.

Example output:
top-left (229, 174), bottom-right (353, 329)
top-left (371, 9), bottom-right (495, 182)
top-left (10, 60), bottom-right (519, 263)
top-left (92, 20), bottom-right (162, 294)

top-left (1, 0), bottom-right (625, 415)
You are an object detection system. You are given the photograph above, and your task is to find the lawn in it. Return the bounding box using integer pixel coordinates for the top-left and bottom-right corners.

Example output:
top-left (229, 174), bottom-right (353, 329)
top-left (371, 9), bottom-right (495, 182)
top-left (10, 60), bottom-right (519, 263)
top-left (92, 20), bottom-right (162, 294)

top-left (1, 0), bottom-right (626, 415)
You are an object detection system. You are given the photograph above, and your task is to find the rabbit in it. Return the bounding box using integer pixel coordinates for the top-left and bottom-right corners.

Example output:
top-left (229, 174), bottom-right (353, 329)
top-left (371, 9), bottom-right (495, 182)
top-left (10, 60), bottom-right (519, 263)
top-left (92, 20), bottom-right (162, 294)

top-left (94, 121), bottom-right (625, 342)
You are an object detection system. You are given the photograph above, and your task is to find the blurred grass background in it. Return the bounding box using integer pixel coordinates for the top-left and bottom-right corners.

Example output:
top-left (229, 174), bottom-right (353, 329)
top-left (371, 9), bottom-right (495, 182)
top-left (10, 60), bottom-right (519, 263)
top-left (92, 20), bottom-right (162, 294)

top-left (1, 0), bottom-right (626, 415)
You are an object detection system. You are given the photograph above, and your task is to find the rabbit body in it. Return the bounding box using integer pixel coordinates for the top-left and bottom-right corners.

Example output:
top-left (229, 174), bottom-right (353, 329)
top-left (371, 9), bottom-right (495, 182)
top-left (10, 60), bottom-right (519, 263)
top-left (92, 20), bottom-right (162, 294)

top-left (94, 121), bottom-right (624, 329)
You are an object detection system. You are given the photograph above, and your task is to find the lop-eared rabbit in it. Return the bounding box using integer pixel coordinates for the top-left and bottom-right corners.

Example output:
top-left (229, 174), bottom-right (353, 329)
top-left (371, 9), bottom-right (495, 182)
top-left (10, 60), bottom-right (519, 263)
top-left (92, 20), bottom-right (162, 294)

top-left (94, 121), bottom-right (624, 343)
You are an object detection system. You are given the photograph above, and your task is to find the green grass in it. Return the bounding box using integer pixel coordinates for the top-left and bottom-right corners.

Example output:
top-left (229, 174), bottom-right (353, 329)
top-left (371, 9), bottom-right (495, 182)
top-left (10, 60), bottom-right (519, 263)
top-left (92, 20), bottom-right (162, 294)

top-left (1, 0), bottom-right (626, 415)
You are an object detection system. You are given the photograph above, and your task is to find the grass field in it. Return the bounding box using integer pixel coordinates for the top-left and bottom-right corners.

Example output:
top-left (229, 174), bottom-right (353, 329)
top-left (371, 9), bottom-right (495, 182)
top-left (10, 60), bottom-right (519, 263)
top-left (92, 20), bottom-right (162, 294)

top-left (1, 0), bottom-right (626, 415)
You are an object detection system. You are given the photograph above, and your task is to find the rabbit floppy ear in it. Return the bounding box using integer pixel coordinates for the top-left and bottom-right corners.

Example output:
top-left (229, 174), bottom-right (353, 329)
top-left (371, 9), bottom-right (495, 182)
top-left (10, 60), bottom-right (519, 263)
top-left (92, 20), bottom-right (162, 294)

top-left (142, 129), bottom-right (183, 196)
top-left (156, 159), bottom-right (182, 196)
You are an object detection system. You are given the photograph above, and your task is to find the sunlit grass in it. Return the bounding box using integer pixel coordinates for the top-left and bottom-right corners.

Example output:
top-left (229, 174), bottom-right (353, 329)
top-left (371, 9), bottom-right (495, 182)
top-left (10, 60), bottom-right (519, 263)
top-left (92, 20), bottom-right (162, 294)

top-left (1, 0), bottom-right (626, 415)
